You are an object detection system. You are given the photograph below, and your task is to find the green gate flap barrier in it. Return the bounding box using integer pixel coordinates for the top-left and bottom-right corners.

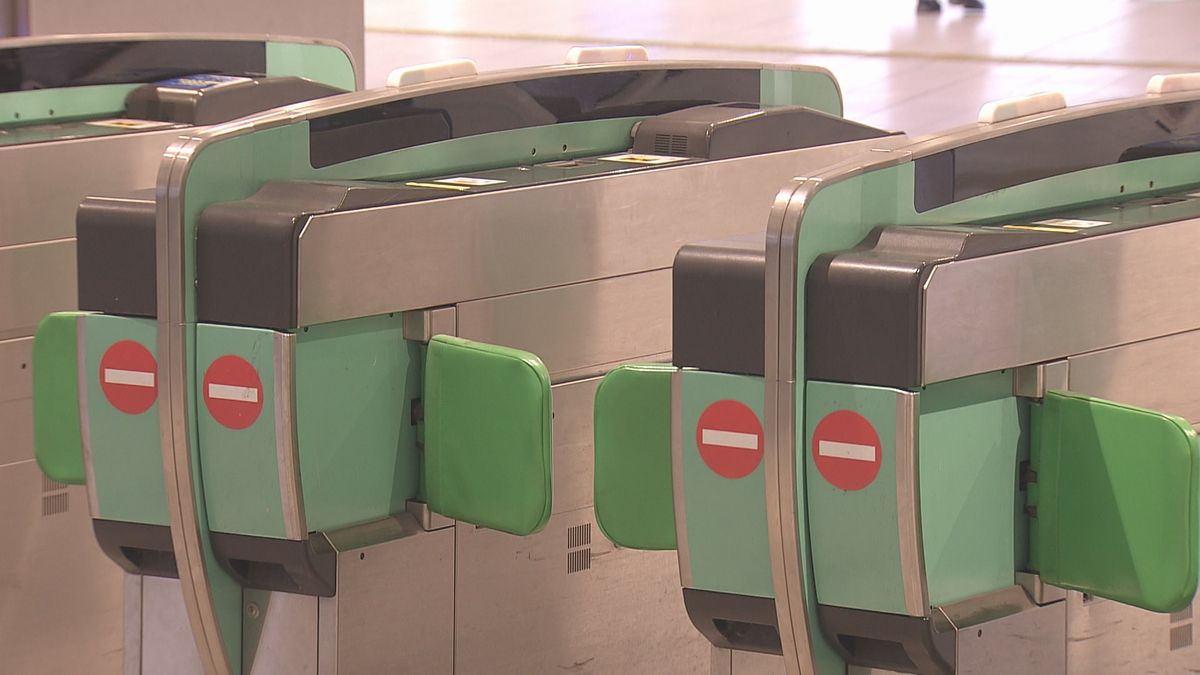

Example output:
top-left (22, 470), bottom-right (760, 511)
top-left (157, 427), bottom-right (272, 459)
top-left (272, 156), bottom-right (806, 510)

top-left (1031, 390), bottom-right (1200, 613)
top-left (32, 312), bottom-right (86, 485)
top-left (594, 364), bottom-right (677, 550)
top-left (423, 335), bottom-right (552, 536)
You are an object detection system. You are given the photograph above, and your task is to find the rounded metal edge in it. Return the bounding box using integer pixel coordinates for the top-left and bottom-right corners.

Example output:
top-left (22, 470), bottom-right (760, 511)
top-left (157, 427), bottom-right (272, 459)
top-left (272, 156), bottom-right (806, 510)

top-left (155, 131), bottom-right (232, 675)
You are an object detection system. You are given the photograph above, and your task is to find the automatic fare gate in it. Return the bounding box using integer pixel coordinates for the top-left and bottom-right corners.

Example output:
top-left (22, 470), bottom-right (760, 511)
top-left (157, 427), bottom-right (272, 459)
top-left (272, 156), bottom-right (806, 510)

top-left (0, 34), bottom-right (353, 674)
top-left (594, 76), bottom-right (1200, 674)
top-left (30, 48), bottom-right (913, 673)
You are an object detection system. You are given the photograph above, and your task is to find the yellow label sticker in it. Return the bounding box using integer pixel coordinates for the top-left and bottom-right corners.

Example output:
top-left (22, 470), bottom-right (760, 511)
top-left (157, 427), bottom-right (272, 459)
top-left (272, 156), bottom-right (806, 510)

top-left (1002, 224), bottom-right (1079, 233)
top-left (86, 118), bottom-right (177, 130)
top-left (435, 176), bottom-right (506, 187)
top-left (1033, 218), bottom-right (1109, 229)
top-left (598, 153), bottom-right (688, 165)
top-left (405, 182), bottom-right (471, 191)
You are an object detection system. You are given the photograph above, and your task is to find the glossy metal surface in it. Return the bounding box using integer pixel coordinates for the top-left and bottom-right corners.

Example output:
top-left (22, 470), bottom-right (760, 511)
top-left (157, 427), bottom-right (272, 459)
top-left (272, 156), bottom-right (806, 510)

top-left (78, 316), bottom-right (99, 516)
top-left (135, 576), bottom-right (205, 675)
top-left (894, 391), bottom-right (929, 617)
top-left (0, 238), bottom-right (74, 341)
top-left (671, 369), bottom-right (692, 587)
top-left (401, 306), bottom-right (457, 343)
top-left (271, 332), bottom-right (305, 541)
top-left (456, 270), bottom-right (671, 383)
top-left (1012, 360), bottom-right (1069, 400)
top-left (1016, 572), bottom-right (1067, 607)
top-left (454, 507), bottom-right (707, 674)
top-left (923, 216), bottom-right (1200, 385)
top-left (320, 518), bottom-right (454, 674)
top-left (0, 336), bottom-right (32, 467)
top-left (1068, 329), bottom-right (1200, 426)
top-left (763, 179), bottom-right (815, 675)
top-left (1065, 591), bottom-right (1200, 673)
top-left (296, 140), bottom-right (884, 328)
top-left (0, 129), bottom-right (174, 248)
top-left (950, 597), bottom-right (1066, 674)
top-left (0, 464), bottom-right (124, 674)
top-left (156, 133), bottom-right (231, 675)
top-left (241, 589), bottom-right (316, 674)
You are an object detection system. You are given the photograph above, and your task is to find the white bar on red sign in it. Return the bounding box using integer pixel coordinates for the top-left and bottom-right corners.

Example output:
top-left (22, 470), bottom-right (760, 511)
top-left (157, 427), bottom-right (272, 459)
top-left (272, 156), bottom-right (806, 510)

top-left (701, 429), bottom-right (759, 450)
top-left (208, 383), bottom-right (259, 403)
top-left (103, 368), bottom-right (155, 388)
top-left (817, 440), bottom-right (876, 462)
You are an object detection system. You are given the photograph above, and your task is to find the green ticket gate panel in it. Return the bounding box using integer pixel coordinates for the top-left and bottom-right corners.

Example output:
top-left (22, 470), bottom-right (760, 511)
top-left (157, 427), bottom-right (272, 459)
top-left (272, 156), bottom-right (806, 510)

top-left (32, 311), bottom-right (85, 485)
top-left (423, 335), bottom-right (553, 536)
top-left (593, 363), bottom-right (677, 551)
top-left (1031, 390), bottom-right (1200, 613)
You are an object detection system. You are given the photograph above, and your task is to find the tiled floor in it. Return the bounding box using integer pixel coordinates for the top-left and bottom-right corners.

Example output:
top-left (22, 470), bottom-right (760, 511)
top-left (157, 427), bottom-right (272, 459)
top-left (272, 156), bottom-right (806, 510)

top-left (362, 0), bottom-right (1200, 135)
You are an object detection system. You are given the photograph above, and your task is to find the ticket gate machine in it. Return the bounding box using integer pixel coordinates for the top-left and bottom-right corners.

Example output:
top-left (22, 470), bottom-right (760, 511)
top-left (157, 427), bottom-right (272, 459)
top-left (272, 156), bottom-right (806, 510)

top-left (1, 34), bottom-right (352, 674)
top-left (593, 79), bottom-right (1200, 674)
top-left (33, 50), bottom-right (914, 673)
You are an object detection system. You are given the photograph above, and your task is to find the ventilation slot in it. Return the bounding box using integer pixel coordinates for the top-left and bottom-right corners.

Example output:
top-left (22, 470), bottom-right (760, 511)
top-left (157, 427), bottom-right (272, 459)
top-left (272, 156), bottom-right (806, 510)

top-left (566, 523), bottom-right (592, 574)
top-left (1171, 603), bottom-right (1194, 651)
top-left (42, 493), bottom-right (69, 516)
top-left (1171, 624), bottom-right (1193, 651)
top-left (567, 523), bottom-right (591, 549)
top-left (567, 548), bottom-right (592, 574)
top-left (653, 134), bottom-right (690, 156)
top-left (42, 475), bottom-right (67, 492)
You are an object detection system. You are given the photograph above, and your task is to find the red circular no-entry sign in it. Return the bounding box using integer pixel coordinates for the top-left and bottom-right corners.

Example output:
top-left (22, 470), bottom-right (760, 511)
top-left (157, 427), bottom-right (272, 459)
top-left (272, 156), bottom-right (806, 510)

top-left (203, 355), bottom-right (264, 430)
top-left (99, 340), bottom-right (158, 415)
top-left (695, 399), bottom-right (764, 479)
top-left (812, 410), bottom-right (882, 491)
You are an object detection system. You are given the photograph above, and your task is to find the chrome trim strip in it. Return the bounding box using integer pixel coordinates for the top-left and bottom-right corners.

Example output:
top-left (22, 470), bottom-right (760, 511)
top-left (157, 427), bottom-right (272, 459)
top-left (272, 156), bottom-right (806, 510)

top-left (894, 391), bottom-right (929, 617)
top-left (273, 331), bottom-right (306, 541)
top-left (763, 181), bottom-right (815, 675)
top-left (671, 368), bottom-right (692, 587)
top-left (157, 133), bottom-right (232, 675)
top-left (76, 314), bottom-right (99, 518)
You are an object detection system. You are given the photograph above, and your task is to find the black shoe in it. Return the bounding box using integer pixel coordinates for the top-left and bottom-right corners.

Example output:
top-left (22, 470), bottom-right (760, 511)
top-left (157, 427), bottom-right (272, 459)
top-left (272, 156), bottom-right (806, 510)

top-left (917, 0), bottom-right (942, 11)
top-left (949, 0), bottom-right (985, 9)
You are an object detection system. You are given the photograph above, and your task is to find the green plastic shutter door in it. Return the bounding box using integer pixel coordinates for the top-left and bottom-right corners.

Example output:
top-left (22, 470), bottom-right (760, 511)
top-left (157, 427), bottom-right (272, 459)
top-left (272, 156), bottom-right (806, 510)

top-left (423, 335), bottom-right (552, 536)
top-left (593, 364), bottom-right (677, 550)
top-left (32, 312), bottom-right (86, 484)
top-left (1031, 390), bottom-right (1199, 613)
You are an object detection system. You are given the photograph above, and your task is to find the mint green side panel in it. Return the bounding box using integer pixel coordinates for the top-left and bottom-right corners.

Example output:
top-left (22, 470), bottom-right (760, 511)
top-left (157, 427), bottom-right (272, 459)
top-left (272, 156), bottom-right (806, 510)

top-left (1032, 390), bottom-right (1199, 613)
top-left (82, 315), bottom-right (168, 525)
top-left (919, 372), bottom-right (1024, 607)
top-left (594, 364), bottom-right (677, 550)
top-left (761, 68), bottom-right (842, 116)
top-left (32, 312), bottom-right (85, 485)
top-left (424, 335), bottom-right (552, 536)
top-left (265, 41), bottom-right (356, 91)
top-left (296, 314), bottom-right (421, 532)
top-left (0, 84), bottom-right (137, 128)
top-left (805, 380), bottom-right (906, 614)
top-left (681, 370), bottom-right (773, 598)
top-left (196, 324), bottom-right (287, 538)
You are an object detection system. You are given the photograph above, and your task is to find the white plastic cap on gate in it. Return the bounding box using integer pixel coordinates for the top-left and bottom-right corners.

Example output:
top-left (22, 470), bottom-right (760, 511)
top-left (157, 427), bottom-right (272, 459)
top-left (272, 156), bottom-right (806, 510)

top-left (977, 91), bottom-right (1067, 124)
top-left (564, 45), bottom-right (649, 65)
top-left (387, 59), bottom-right (479, 88)
top-left (1147, 73), bottom-right (1200, 95)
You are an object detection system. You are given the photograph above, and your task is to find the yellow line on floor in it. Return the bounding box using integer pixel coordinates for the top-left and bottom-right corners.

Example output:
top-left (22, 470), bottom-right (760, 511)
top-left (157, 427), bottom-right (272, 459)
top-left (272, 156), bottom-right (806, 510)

top-left (365, 25), bottom-right (1200, 70)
